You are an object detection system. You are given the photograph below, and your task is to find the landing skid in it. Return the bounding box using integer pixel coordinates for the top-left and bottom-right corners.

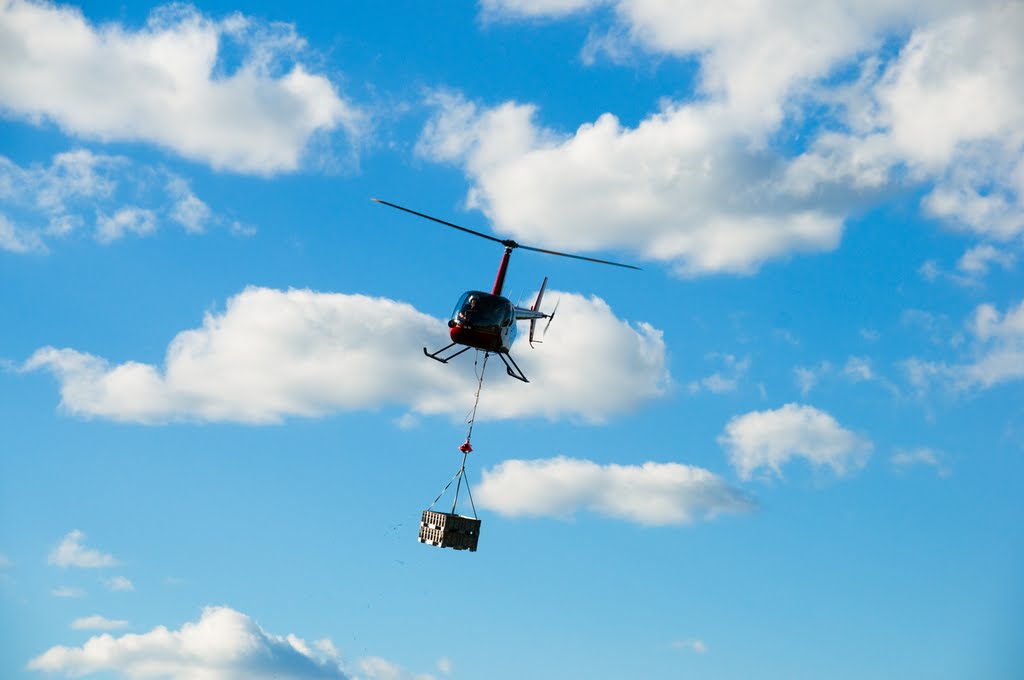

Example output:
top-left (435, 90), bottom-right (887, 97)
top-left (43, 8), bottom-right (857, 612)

top-left (423, 343), bottom-right (529, 383)
top-left (423, 342), bottom-right (472, 363)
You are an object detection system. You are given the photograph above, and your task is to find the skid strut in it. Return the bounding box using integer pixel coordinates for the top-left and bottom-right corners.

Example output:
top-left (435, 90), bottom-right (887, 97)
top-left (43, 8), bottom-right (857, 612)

top-left (423, 342), bottom-right (473, 363)
top-left (496, 351), bottom-right (528, 383)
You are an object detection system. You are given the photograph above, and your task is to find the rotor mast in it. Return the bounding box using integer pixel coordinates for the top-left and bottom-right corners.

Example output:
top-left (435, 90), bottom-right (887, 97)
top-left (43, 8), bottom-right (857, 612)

top-left (492, 246), bottom-right (513, 296)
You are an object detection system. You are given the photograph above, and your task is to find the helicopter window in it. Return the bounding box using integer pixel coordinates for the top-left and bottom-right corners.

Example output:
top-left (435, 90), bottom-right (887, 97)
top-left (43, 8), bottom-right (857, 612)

top-left (452, 292), bottom-right (513, 329)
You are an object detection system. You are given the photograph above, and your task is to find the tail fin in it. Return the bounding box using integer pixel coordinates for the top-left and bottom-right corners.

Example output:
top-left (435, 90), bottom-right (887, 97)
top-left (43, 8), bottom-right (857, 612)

top-left (529, 276), bottom-right (548, 346)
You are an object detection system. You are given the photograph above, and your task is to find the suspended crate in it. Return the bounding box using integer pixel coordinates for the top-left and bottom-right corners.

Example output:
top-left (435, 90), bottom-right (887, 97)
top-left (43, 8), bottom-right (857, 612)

top-left (418, 510), bottom-right (481, 552)
top-left (419, 352), bottom-right (487, 552)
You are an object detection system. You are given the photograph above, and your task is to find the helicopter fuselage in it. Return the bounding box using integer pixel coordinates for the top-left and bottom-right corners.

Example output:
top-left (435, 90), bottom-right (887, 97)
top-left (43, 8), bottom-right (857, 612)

top-left (372, 197), bottom-right (636, 381)
top-left (448, 290), bottom-right (517, 354)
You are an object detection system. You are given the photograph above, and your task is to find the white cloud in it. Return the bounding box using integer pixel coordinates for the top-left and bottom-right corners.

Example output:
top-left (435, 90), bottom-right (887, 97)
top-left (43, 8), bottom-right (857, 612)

top-left (166, 176), bottom-right (212, 233)
top-left (788, 3), bottom-right (1024, 240)
top-left (25, 286), bottom-right (667, 424)
top-left (0, 553), bottom-right (11, 568)
top-left (472, 2), bottom-right (1024, 271)
top-left (957, 244), bottom-right (1015, 277)
top-left (483, 1), bottom-right (941, 127)
top-left (719, 403), bottom-right (872, 481)
top-left (0, 150), bottom-right (236, 252)
top-left (417, 92), bottom-right (846, 276)
top-left (48, 530), bottom-right (118, 569)
top-left (51, 586), bottom-right (86, 598)
top-left (891, 447), bottom-right (951, 476)
top-left (794, 361), bottom-right (831, 397)
top-left (71, 615), bottom-right (129, 631)
top-left (843, 356), bottom-right (874, 382)
top-left (688, 354), bottom-right (749, 394)
top-left (480, 0), bottom-right (596, 20)
top-left (476, 457), bottom-right (754, 526)
top-left (29, 606), bottom-right (348, 679)
top-left (904, 297), bottom-right (1024, 392)
top-left (913, 243), bottom-right (1016, 287)
top-left (0, 213), bottom-right (47, 253)
top-left (0, 2), bottom-right (361, 174)
top-left (106, 576), bottom-right (135, 592)
top-left (96, 206), bottom-right (157, 244)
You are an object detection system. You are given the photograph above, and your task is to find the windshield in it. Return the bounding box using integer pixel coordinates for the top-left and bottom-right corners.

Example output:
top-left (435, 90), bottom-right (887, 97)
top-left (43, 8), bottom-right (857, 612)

top-left (451, 291), bottom-right (514, 328)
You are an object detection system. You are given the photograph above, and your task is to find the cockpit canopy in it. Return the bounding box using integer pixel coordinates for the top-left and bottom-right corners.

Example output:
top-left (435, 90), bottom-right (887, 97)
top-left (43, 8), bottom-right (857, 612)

top-left (451, 291), bottom-right (515, 329)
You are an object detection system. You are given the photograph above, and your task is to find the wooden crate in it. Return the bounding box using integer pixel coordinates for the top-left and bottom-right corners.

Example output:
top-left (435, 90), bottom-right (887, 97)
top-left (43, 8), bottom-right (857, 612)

top-left (419, 510), bottom-right (481, 552)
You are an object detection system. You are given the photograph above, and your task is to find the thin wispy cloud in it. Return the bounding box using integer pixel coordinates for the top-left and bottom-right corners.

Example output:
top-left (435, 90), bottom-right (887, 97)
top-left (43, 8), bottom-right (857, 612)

top-left (890, 448), bottom-right (951, 477)
top-left (688, 354), bottom-right (750, 395)
top-left (0, 150), bottom-right (245, 254)
top-left (904, 297), bottom-right (1024, 393)
top-left (106, 576), bottom-right (135, 592)
top-left (671, 638), bottom-right (708, 654)
top-left (71, 615), bottom-right (129, 631)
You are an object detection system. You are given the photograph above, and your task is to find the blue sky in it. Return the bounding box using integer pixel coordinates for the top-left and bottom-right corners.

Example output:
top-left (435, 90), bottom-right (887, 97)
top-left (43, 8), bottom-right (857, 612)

top-left (1, 1), bottom-right (1023, 678)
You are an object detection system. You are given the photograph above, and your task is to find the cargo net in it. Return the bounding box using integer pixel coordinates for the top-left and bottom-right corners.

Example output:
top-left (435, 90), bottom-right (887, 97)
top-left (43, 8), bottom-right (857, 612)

top-left (418, 352), bottom-right (488, 552)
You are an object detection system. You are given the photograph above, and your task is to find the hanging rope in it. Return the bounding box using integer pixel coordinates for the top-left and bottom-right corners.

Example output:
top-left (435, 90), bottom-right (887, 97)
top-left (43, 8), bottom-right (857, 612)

top-left (427, 449), bottom-right (479, 519)
top-left (427, 350), bottom-right (490, 520)
top-left (461, 351), bottom-right (490, 452)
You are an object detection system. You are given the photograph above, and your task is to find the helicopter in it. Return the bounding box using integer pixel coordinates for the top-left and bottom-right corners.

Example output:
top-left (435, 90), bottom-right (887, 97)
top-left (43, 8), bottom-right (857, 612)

top-left (373, 198), bottom-right (639, 383)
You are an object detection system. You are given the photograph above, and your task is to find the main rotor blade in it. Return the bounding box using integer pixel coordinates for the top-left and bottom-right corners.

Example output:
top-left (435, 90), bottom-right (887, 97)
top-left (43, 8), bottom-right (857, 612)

top-left (372, 198), bottom-right (506, 245)
top-left (372, 197), bottom-right (641, 270)
top-left (517, 243), bottom-right (641, 270)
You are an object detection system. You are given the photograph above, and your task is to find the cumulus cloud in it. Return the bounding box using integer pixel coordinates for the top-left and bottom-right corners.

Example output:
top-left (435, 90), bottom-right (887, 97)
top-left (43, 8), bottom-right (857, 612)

top-left (71, 615), bottom-right (129, 631)
top-left (0, 150), bottom-right (240, 253)
top-left (786, 3), bottom-right (1024, 240)
top-left (48, 530), bottom-right (118, 569)
top-left (476, 457), bottom-right (754, 525)
top-left (29, 606), bottom-right (348, 679)
top-left (719, 403), bottom-right (872, 480)
top-left (0, 1), bottom-right (361, 174)
top-left (483, 0), bottom-right (941, 126)
top-left (25, 286), bottom-right (667, 424)
top-left (905, 297), bottom-right (1024, 392)
top-left (417, 92), bottom-right (846, 276)
top-left (459, 2), bottom-right (1024, 275)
